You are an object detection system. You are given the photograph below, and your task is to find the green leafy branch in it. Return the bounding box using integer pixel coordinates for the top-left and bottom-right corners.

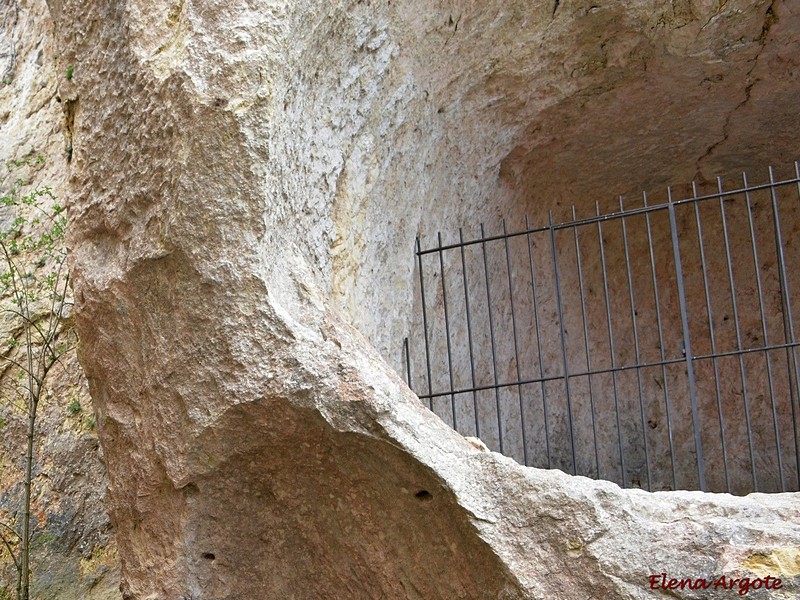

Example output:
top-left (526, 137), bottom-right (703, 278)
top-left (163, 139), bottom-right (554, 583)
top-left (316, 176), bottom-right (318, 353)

top-left (0, 156), bottom-right (74, 600)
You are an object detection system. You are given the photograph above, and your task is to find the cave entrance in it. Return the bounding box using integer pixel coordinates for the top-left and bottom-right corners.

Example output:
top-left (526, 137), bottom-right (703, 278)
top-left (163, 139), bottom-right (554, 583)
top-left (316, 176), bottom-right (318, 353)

top-left (404, 164), bottom-right (800, 495)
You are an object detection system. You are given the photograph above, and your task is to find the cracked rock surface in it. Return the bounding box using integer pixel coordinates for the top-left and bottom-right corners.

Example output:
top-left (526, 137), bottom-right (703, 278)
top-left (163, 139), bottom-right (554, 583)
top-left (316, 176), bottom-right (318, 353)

top-left (46, 0), bottom-right (800, 598)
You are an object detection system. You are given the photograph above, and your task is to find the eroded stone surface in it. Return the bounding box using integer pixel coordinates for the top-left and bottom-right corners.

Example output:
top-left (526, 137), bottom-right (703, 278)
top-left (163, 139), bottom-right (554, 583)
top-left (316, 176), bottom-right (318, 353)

top-left (50, 0), bottom-right (800, 598)
top-left (0, 1), bottom-right (119, 597)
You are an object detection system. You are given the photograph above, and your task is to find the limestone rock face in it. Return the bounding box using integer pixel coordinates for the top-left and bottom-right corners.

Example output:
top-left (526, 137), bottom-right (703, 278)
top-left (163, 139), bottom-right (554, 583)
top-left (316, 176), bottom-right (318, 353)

top-left (51, 0), bottom-right (800, 598)
top-left (0, 1), bottom-right (119, 597)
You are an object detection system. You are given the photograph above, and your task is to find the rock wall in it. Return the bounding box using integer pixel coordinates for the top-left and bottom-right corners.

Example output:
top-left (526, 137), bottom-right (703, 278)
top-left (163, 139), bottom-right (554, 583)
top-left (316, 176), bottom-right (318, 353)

top-left (0, 0), bottom-right (120, 598)
top-left (47, 0), bottom-right (800, 598)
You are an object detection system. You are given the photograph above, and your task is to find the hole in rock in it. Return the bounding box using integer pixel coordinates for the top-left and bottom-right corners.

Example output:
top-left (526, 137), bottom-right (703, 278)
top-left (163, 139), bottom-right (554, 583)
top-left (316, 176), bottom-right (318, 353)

top-left (324, 7), bottom-right (800, 498)
top-left (414, 490), bottom-right (433, 501)
top-left (201, 552), bottom-right (216, 560)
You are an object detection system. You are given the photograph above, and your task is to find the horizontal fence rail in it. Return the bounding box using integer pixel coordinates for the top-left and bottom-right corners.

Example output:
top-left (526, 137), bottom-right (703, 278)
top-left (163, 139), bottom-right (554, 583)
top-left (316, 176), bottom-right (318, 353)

top-left (404, 163), bottom-right (800, 494)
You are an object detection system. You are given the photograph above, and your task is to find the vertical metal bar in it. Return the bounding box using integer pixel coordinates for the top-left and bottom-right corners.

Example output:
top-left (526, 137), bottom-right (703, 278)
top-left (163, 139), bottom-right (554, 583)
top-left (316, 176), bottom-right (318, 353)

top-left (692, 181), bottom-right (731, 493)
top-left (572, 206), bottom-right (600, 479)
top-left (404, 337), bottom-right (412, 389)
top-left (503, 220), bottom-right (529, 466)
top-left (667, 188), bottom-right (706, 491)
top-left (644, 192), bottom-right (677, 489)
top-left (597, 202), bottom-right (626, 487)
top-left (525, 215), bottom-right (551, 469)
top-left (786, 162), bottom-right (800, 487)
top-left (481, 224), bottom-right (504, 454)
top-left (743, 172), bottom-right (784, 491)
top-left (770, 165), bottom-right (800, 488)
top-left (438, 232), bottom-right (458, 431)
top-left (719, 177), bottom-right (758, 491)
top-left (549, 211), bottom-right (577, 475)
top-left (619, 196), bottom-right (652, 491)
top-left (459, 228), bottom-right (480, 439)
top-left (417, 236), bottom-right (434, 411)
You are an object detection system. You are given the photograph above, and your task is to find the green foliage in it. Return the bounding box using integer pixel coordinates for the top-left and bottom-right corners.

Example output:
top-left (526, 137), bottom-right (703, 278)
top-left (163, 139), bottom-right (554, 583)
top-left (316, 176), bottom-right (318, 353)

top-left (0, 155), bottom-right (73, 600)
top-left (64, 66), bottom-right (74, 81)
top-left (0, 159), bottom-right (68, 311)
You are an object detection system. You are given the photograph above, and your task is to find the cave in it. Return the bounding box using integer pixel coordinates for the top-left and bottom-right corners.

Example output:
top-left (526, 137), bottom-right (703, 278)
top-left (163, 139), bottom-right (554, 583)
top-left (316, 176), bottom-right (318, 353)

top-left (406, 165), bottom-right (800, 495)
top-left (3, 0), bottom-right (799, 597)
top-left (308, 2), bottom-right (800, 496)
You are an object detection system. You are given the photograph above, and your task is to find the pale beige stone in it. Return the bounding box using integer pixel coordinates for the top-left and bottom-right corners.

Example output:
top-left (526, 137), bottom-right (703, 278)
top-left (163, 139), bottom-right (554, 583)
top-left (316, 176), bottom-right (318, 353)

top-left (40, 0), bottom-right (800, 598)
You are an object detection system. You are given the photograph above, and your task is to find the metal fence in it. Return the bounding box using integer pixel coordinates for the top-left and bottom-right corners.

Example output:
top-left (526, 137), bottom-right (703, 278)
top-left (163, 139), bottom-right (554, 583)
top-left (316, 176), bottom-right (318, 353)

top-left (404, 164), bottom-right (800, 494)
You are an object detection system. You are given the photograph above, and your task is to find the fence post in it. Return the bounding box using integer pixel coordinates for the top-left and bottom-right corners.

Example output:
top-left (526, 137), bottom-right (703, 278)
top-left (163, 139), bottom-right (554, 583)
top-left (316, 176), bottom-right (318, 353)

top-left (503, 220), bottom-right (530, 466)
top-left (437, 232), bottom-right (458, 431)
top-left (597, 202), bottom-right (626, 487)
top-left (404, 337), bottom-right (412, 388)
top-left (481, 224), bottom-right (505, 454)
top-left (667, 192), bottom-right (706, 491)
top-left (416, 236), bottom-right (434, 411)
top-left (549, 212), bottom-right (577, 475)
top-left (525, 216), bottom-right (552, 469)
top-left (770, 165), bottom-right (800, 489)
top-left (459, 228), bottom-right (481, 440)
top-left (692, 183), bottom-right (731, 493)
top-left (572, 207), bottom-right (600, 479)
